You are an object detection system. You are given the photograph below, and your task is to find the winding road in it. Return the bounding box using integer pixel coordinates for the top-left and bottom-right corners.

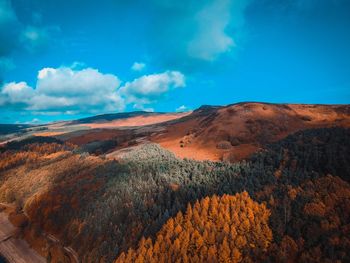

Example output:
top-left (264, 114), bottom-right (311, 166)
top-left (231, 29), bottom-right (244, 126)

top-left (0, 202), bottom-right (80, 263)
top-left (0, 212), bottom-right (45, 263)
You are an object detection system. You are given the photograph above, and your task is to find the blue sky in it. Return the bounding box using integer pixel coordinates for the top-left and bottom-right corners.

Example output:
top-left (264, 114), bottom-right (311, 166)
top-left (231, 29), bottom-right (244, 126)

top-left (0, 0), bottom-right (349, 123)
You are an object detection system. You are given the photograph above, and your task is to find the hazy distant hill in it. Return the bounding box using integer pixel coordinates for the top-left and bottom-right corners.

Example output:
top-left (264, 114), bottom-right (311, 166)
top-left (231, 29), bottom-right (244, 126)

top-left (0, 124), bottom-right (33, 135)
top-left (73, 111), bottom-right (164, 124)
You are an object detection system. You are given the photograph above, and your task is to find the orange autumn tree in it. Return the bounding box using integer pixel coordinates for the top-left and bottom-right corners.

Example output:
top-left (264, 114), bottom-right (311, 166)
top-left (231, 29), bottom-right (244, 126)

top-left (116, 192), bottom-right (273, 263)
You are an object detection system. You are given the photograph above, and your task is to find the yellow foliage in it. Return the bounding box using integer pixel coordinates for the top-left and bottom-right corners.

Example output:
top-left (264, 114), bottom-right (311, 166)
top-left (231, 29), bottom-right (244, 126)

top-left (115, 192), bottom-right (272, 263)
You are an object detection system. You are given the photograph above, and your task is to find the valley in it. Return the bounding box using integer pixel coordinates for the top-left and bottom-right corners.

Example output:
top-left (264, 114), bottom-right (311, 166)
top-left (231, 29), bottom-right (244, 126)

top-left (0, 102), bottom-right (349, 262)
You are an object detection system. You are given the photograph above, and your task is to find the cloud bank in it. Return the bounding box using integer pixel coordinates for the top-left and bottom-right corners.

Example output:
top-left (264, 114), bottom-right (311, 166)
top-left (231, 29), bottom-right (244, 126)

top-left (119, 71), bottom-right (185, 109)
top-left (149, 0), bottom-right (251, 67)
top-left (187, 0), bottom-right (235, 61)
top-left (0, 65), bottom-right (185, 115)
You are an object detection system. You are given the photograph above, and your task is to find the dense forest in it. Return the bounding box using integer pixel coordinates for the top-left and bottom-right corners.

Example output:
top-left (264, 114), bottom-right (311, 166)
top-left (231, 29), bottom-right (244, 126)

top-left (116, 192), bottom-right (272, 263)
top-left (0, 127), bottom-right (349, 262)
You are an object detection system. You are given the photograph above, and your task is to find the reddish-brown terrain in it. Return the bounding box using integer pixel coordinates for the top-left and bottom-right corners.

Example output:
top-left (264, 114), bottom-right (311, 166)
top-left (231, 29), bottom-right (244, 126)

top-left (0, 204), bottom-right (45, 263)
top-left (79, 112), bottom-right (191, 129)
top-left (150, 103), bottom-right (350, 161)
top-left (0, 103), bottom-right (349, 262)
top-left (46, 102), bottom-right (350, 162)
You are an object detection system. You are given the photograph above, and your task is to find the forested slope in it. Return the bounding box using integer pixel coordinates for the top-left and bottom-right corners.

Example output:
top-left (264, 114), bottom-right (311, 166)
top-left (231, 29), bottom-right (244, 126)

top-left (116, 192), bottom-right (273, 263)
top-left (0, 128), bottom-right (349, 262)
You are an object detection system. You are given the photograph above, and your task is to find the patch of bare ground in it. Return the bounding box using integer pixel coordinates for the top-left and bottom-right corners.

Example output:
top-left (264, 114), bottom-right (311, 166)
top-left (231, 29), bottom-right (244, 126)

top-left (0, 206), bottom-right (45, 263)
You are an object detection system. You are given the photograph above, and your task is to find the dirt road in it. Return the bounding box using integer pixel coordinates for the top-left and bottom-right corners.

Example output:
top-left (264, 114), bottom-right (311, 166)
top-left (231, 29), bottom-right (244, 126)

top-left (0, 212), bottom-right (45, 263)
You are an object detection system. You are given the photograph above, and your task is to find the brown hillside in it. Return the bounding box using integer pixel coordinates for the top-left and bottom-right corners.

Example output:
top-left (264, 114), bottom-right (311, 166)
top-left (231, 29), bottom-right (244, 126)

top-left (79, 112), bottom-right (191, 129)
top-left (150, 103), bottom-right (350, 161)
top-left (39, 102), bottom-right (350, 162)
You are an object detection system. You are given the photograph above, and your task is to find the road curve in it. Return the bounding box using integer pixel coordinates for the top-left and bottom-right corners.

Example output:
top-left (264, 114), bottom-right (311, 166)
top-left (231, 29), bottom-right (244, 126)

top-left (0, 212), bottom-right (45, 263)
top-left (0, 203), bottom-right (79, 263)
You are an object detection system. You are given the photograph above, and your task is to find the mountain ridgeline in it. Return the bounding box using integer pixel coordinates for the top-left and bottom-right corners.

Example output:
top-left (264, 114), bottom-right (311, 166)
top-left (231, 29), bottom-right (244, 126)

top-left (73, 111), bottom-right (162, 124)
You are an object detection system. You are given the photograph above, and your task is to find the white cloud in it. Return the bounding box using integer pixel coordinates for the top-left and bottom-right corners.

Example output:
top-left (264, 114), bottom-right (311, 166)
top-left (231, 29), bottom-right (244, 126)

top-left (21, 26), bottom-right (47, 44)
top-left (70, 61), bottom-right (86, 69)
top-left (0, 66), bottom-right (125, 114)
top-left (0, 65), bottom-right (186, 114)
top-left (0, 82), bottom-right (34, 105)
top-left (131, 62), bottom-right (146, 71)
top-left (25, 118), bottom-right (41, 124)
top-left (20, 25), bottom-right (59, 53)
top-left (160, 0), bottom-right (248, 62)
top-left (187, 0), bottom-right (234, 61)
top-left (119, 71), bottom-right (185, 106)
top-left (132, 104), bottom-right (154, 112)
top-left (176, 105), bottom-right (187, 112)
top-left (36, 67), bottom-right (121, 97)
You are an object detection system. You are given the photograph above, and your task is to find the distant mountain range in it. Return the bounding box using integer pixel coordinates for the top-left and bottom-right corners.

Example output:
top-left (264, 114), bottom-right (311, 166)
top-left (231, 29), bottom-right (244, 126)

top-left (73, 111), bottom-right (167, 124)
top-left (0, 124), bottom-right (33, 135)
top-left (1, 102), bottom-right (349, 161)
